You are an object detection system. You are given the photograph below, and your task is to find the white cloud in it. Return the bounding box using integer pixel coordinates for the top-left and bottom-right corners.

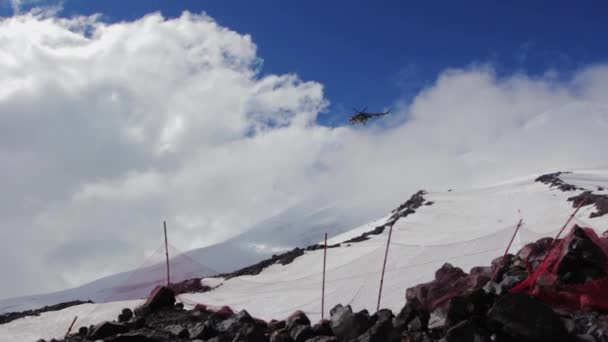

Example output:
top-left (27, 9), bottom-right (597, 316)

top-left (1, 10), bottom-right (608, 298)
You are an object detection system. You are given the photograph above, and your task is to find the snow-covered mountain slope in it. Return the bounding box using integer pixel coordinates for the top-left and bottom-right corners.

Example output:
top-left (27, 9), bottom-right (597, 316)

top-left (0, 199), bottom-right (376, 314)
top-left (177, 170), bottom-right (608, 322)
top-left (2, 170), bottom-right (608, 341)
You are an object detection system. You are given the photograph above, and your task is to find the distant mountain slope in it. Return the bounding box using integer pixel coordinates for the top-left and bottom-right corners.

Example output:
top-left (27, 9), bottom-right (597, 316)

top-left (0, 197), bottom-right (378, 314)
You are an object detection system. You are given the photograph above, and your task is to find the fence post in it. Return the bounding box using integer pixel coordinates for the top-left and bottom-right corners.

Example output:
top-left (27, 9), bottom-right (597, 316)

top-left (491, 218), bottom-right (523, 282)
top-left (377, 222), bottom-right (395, 311)
top-left (321, 233), bottom-right (328, 320)
top-left (65, 316), bottom-right (78, 339)
top-left (164, 221), bottom-right (171, 287)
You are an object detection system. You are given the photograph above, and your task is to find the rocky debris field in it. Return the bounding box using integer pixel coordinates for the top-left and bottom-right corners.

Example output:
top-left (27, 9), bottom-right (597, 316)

top-left (37, 223), bottom-right (608, 342)
top-left (0, 300), bottom-right (93, 326)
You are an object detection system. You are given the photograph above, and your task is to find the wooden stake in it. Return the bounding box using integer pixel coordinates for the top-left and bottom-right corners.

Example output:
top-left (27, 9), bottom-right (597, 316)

top-left (164, 221), bottom-right (170, 287)
top-left (321, 233), bottom-right (328, 320)
top-left (553, 198), bottom-right (585, 242)
top-left (491, 218), bottom-right (523, 282)
top-left (65, 316), bottom-right (78, 339)
top-left (377, 223), bottom-right (395, 311)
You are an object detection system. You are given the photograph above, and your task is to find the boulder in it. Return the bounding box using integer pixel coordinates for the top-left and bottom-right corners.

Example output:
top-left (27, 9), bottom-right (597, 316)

top-left (216, 309), bottom-right (265, 341)
top-left (406, 263), bottom-right (489, 313)
top-left (287, 310), bottom-right (311, 329)
top-left (164, 324), bottom-right (189, 338)
top-left (556, 226), bottom-right (607, 284)
top-left (356, 317), bottom-right (397, 342)
top-left (330, 305), bottom-right (371, 341)
top-left (77, 326), bottom-right (87, 337)
top-left (88, 321), bottom-right (129, 340)
top-left (117, 308), bottom-right (133, 322)
top-left (290, 324), bottom-right (314, 342)
top-left (371, 308), bottom-right (394, 323)
top-left (105, 333), bottom-right (162, 342)
top-left (311, 319), bottom-right (333, 336)
top-left (488, 293), bottom-right (568, 342)
top-left (143, 286), bottom-right (175, 312)
top-left (305, 337), bottom-right (337, 342)
top-left (445, 289), bottom-right (494, 327)
top-left (189, 322), bottom-right (218, 340)
top-left (270, 328), bottom-right (295, 342)
top-left (393, 299), bottom-right (428, 333)
top-left (269, 319), bottom-right (287, 332)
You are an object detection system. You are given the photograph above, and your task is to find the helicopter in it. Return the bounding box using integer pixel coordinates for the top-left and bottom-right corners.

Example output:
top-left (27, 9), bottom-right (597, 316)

top-left (348, 107), bottom-right (390, 124)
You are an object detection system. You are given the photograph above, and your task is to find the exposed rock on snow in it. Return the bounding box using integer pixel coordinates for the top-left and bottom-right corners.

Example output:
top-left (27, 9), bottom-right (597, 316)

top-left (0, 300), bottom-right (93, 326)
top-left (535, 172), bottom-right (582, 192)
top-left (568, 191), bottom-right (608, 218)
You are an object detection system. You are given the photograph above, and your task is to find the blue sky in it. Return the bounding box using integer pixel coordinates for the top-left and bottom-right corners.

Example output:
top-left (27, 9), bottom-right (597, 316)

top-left (3, 0), bottom-right (607, 126)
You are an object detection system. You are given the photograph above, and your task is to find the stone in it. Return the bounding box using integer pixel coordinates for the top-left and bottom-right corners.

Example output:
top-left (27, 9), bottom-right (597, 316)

top-left (290, 324), bottom-right (314, 342)
top-left (305, 337), bottom-right (337, 342)
top-left (287, 310), bottom-right (311, 329)
top-left (269, 319), bottom-right (287, 332)
top-left (270, 328), bottom-right (295, 342)
top-left (189, 322), bottom-right (218, 340)
top-left (330, 305), bottom-right (371, 341)
top-left (488, 293), bottom-right (568, 342)
top-left (311, 319), bottom-right (333, 336)
top-left (164, 324), bottom-right (189, 338)
top-left (143, 286), bottom-right (175, 312)
top-left (117, 308), bottom-right (133, 323)
top-left (88, 321), bottom-right (129, 340)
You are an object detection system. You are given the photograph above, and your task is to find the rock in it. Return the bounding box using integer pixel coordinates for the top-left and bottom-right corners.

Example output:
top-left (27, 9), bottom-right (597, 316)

top-left (269, 319), bottom-right (287, 332)
top-left (406, 263), bottom-right (489, 313)
top-left (270, 328), bottom-right (295, 342)
top-left (133, 304), bottom-right (150, 317)
top-left (105, 333), bottom-right (162, 342)
top-left (174, 302), bottom-right (184, 309)
top-left (214, 305), bottom-right (235, 318)
top-left (311, 319), bottom-right (333, 336)
top-left (126, 316), bottom-right (145, 329)
top-left (330, 305), bottom-right (371, 341)
top-left (189, 322), bottom-right (217, 340)
top-left (371, 308), bottom-right (394, 323)
top-left (88, 321), bottom-right (130, 340)
top-left (488, 293), bottom-right (568, 342)
top-left (290, 324), bottom-right (314, 342)
top-left (445, 289), bottom-right (494, 327)
top-left (164, 324), bottom-right (189, 338)
top-left (287, 310), bottom-right (311, 329)
top-left (443, 319), bottom-right (491, 342)
top-left (393, 299), bottom-right (428, 333)
top-left (557, 226), bottom-right (607, 284)
top-left (573, 334), bottom-right (596, 342)
top-left (305, 337), bottom-right (337, 342)
top-left (205, 335), bottom-right (235, 342)
top-left (77, 326), bottom-right (88, 337)
top-left (216, 309), bottom-right (265, 341)
top-left (143, 286), bottom-right (175, 312)
top-left (117, 308), bottom-right (133, 322)
top-left (356, 317), bottom-right (396, 342)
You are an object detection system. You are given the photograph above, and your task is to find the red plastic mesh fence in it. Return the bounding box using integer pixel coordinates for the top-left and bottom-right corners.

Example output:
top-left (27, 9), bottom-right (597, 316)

top-left (511, 225), bottom-right (608, 312)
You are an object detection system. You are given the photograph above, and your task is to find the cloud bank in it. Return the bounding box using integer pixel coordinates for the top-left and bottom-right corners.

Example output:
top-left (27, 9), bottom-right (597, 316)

top-left (1, 11), bottom-right (607, 298)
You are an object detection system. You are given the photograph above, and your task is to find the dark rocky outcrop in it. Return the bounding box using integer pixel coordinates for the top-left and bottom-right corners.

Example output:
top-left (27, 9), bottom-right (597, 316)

top-left (488, 293), bottom-right (568, 342)
top-left (568, 191), bottom-right (608, 218)
top-left (0, 300), bottom-right (93, 325)
top-left (535, 172), bottom-right (581, 192)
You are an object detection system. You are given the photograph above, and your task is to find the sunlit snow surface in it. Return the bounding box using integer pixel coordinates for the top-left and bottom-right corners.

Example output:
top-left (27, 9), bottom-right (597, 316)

top-left (2, 170), bottom-right (608, 341)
